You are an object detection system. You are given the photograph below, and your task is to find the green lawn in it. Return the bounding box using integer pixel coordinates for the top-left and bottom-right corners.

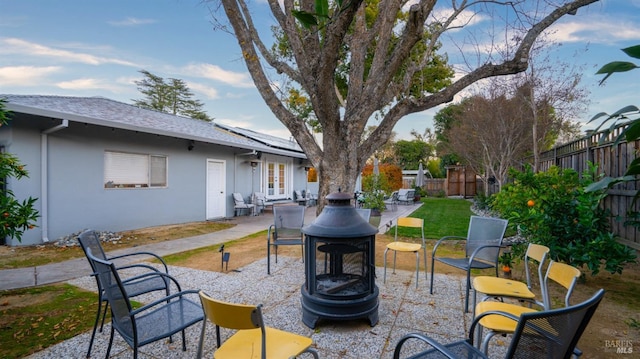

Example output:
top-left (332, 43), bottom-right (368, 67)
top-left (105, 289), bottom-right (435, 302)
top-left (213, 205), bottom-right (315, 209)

top-left (395, 197), bottom-right (474, 238)
top-left (0, 284), bottom-right (97, 358)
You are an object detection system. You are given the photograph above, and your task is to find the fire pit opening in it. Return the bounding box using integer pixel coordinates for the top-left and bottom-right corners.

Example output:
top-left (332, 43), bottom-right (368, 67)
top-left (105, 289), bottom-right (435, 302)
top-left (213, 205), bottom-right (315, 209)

top-left (301, 192), bottom-right (379, 329)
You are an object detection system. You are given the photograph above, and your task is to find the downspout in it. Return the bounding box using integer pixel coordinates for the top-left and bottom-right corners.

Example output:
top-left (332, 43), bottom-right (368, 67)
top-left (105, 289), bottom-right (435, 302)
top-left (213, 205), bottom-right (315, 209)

top-left (40, 120), bottom-right (69, 242)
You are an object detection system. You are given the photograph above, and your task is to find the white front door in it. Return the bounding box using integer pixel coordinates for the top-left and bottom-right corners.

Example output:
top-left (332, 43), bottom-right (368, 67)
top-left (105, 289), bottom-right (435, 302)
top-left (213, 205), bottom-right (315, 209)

top-left (206, 159), bottom-right (226, 219)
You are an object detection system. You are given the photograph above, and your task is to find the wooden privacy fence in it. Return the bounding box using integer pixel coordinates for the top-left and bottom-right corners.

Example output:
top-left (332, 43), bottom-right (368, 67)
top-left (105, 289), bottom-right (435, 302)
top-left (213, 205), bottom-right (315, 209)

top-left (422, 178), bottom-right (445, 196)
top-left (538, 123), bottom-right (640, 248)
top-left (415, 167), bottom-right (478, 197)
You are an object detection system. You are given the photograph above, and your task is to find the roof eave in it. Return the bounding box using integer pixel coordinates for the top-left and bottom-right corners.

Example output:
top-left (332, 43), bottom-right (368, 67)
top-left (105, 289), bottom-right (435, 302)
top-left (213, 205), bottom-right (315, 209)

top-left (6, 102), bottom-right (306, 159)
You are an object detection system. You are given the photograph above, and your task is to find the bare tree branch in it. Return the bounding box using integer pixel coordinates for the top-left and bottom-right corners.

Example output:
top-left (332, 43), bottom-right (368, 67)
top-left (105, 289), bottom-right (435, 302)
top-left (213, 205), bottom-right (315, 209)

top-left (214, 0), bottom-right (600, 210)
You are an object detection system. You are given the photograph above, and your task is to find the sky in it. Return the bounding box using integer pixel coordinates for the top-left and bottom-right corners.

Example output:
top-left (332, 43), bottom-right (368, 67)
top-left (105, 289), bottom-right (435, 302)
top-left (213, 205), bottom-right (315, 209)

top-left (1, 0), bottom-right (639, 142)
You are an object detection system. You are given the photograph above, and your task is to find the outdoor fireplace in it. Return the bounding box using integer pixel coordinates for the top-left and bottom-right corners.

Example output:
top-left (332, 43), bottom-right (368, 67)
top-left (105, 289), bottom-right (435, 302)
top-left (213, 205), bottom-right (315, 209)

top-left (301, 192), bottom-right (379, 329)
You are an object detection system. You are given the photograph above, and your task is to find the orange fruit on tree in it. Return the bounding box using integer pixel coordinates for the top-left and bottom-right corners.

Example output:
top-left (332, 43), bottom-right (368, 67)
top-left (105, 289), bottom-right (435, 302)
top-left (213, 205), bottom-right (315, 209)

top-left (527, 199), bottom-right (535, 207)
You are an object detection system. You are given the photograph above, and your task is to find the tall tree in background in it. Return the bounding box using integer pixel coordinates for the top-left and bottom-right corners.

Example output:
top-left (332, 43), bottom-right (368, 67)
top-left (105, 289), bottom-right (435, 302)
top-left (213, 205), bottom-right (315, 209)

top-left (393, 139), bottom-right (433, 171)
top-left (133, 70), bottom-right (212, 121)
top-left (433, 102), bottom-right (463, 172)
top-left (508, 41), bottom-right (589, 171)
top-left (215, 0), bottom-right (598, 210)
top-left (442, 87), bottom-right (533, 192)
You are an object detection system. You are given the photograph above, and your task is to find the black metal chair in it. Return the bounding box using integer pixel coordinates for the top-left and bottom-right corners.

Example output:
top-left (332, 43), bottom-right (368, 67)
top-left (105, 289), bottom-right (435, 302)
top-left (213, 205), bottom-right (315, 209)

top-left (86, 248), bottom-right (204, 359)
top-left (393, 289), bottom-right (605, 359)
top-left (430, 215), bottom-right (508, 312)
top-left (267, 205), bottom-right (305, 274)
top-left (77, 229), bottom-right (171, 358)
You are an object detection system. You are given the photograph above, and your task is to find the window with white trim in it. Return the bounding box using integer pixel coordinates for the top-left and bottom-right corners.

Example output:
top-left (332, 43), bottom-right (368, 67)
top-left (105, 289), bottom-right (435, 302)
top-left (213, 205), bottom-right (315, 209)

top-left (104, 151), bottom-right (167, 188)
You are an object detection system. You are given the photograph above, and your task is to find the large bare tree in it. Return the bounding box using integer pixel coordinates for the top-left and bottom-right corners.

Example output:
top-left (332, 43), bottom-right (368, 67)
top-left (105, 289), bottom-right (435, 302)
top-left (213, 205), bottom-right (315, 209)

top-left (514, 57), bottom-right (588, 171)
top-left (444, 89), bottom-right (533, 193)
top-left (215, 0), bottom-right (599, 209)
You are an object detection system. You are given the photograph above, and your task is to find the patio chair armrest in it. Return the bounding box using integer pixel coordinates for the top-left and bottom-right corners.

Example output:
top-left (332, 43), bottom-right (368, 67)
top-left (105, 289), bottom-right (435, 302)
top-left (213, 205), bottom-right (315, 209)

top-left (467, 244), bottom-right (503, 265)
top-left (432, 236), bottom-right (468, 255)
top-left (108, 251), bottom-right (169, 273)
top-left (121, 271), bottom-right (183, 292)
top-left (393, 332), bottom-right (461, 359)
top-left (115, 263), bottom-right (162, 274)
top-left (129, 289), bottom-right (201, 316)
top-left (111, 263), bottom-right (163, 276)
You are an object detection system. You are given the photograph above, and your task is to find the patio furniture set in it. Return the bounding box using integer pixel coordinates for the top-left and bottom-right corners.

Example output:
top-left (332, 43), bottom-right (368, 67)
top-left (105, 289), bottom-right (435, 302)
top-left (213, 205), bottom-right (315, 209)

top-left (75, 202), bottom-right (604, 358)
top-left (354, 188), bottom-right (416, 213)
top-left (233, 191), bottom-right (317, 217)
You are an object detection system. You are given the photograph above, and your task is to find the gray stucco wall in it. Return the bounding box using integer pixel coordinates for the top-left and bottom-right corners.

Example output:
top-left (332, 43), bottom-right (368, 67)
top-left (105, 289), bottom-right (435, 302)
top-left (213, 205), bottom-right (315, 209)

top-left (2, 114), bottom-right (308, 246)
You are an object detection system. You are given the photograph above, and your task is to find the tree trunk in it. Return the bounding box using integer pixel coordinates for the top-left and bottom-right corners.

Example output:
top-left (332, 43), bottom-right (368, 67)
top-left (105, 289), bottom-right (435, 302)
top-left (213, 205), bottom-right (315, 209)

top-left (313, 118), bottom-right (364, 213)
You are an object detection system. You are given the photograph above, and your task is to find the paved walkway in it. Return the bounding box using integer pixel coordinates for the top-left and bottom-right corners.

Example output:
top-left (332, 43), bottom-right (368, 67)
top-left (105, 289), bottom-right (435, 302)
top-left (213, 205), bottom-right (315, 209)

top-left (0, 203), bottom-right (421, 291)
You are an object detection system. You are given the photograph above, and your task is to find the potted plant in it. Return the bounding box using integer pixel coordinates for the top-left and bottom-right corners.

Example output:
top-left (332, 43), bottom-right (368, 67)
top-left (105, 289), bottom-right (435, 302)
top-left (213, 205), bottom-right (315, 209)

top-left (361, 191), bottom-right (385, 227)
top-left (413, 186), bottom-right (422, 202)
top-left (498, 251), bottom-right (513, 278)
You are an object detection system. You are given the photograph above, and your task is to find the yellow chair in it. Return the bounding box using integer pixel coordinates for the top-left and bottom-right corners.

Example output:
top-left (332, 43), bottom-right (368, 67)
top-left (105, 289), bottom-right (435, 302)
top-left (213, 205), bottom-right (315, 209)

top-left (383, 217), bottom-right (427, 288)
top-left (197, 291), bottom-right (319, 359)
top-left (472, 243), bottom-right (550, 316)
top-left (475, 260), bottom-right (581, 354)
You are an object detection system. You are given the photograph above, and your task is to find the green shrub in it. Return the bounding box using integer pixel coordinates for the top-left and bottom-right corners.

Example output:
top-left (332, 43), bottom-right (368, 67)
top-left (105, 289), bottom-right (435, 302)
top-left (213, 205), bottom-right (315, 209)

top-left (362, 173), bottom-right (390, 193)
top-left (0, 100), bottom-right (39, 242)
top-left (491, 164), bottom-right (636, 275)
top-left (473, 192), bottom-right (492, 211)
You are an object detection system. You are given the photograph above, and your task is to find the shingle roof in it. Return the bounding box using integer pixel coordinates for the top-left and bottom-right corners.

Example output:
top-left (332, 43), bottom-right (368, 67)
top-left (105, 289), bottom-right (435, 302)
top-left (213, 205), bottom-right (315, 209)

top-left (1, 95), bottom-right (306, 158)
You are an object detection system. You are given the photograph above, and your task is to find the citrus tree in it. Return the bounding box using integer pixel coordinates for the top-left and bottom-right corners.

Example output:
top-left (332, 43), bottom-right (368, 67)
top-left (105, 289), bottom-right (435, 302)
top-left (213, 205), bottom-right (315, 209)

top-left (492, 165), bottom-right (636, 275)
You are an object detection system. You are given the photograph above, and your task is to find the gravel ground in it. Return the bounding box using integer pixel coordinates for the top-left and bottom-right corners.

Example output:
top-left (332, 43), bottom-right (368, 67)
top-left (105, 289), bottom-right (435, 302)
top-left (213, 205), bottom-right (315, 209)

top-left (26, 256), bottom-right (511, 359)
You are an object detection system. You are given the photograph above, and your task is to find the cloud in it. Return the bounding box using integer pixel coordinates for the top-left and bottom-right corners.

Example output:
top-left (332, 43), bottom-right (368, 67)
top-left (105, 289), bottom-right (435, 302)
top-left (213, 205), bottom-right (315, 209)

top-left (216, 117), bottom-right (255, 128)
top-left (107, 17), bottom-right (157, 27)
top-left (187, 81), bottom-right (220, 99)
top-left (215, 115), bottom-right (291, 139)
top-left (430, 8), bottom-right (489, 29)
top-left (217, 117), bottom-right (293, 138)
top-left (0, 38), bottom-right (139, 67)
top-left (0, 65), bottom-right (61, 85)
top-left (182, 63), bottom-right (254, 88)
top-left (115, 76), bottom-right (138, 86)
top-left (548, 18), bottom-right (640, 44)
top-left (56, 78), bottom-right (127, 93)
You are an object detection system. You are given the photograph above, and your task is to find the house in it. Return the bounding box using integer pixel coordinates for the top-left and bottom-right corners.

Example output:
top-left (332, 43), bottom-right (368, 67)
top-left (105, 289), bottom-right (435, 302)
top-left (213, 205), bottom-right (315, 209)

top-left (0, 95), bottom-right (310, 246)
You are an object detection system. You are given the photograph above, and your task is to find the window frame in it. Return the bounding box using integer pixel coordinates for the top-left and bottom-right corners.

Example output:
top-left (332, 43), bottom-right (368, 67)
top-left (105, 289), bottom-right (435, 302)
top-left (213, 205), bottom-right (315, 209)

top-left (104, 150), bottom-right (168, 189)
